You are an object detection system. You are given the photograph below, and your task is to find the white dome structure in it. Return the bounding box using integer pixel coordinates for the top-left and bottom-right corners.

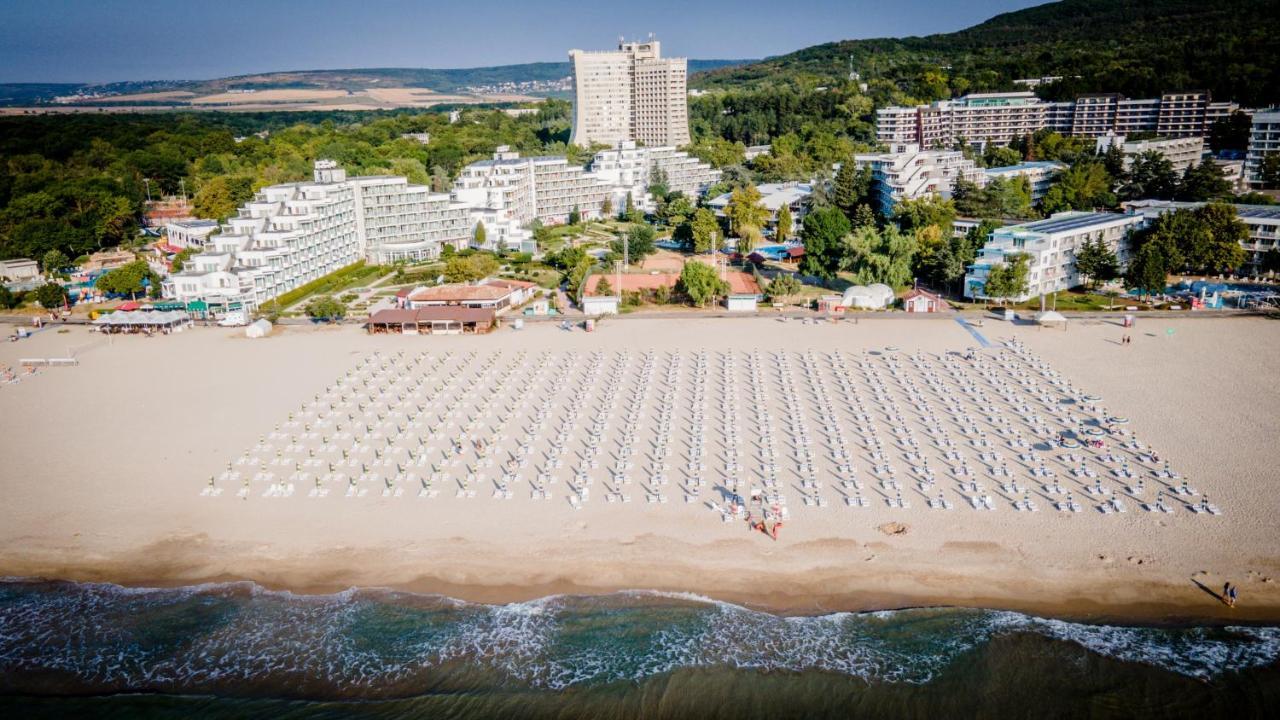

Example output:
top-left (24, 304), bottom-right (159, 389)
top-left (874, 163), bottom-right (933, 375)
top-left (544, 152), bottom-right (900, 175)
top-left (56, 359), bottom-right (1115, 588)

top-left (841, 284), bottom-right (894, 310)
top-left (867, 283), bottom-right (895, 305)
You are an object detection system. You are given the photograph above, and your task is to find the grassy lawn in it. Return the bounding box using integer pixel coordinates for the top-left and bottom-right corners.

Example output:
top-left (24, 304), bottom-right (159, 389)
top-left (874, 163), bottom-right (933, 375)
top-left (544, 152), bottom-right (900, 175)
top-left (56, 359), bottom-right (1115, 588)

top-left (1011, 290), bottom-right (1125, 312)
top-left (263, 261), bottom-right (389, 313)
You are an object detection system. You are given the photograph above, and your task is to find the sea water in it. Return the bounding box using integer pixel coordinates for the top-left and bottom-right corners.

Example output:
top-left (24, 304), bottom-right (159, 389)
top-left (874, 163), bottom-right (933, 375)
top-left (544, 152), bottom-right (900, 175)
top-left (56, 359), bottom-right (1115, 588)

top-left (1, 579), bottom-right (1277, 718)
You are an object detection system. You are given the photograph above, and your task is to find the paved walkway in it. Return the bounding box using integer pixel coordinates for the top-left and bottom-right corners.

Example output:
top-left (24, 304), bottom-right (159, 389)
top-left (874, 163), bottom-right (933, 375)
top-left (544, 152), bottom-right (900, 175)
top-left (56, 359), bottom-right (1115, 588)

top-left (954, 316), bottom-right (993, 348)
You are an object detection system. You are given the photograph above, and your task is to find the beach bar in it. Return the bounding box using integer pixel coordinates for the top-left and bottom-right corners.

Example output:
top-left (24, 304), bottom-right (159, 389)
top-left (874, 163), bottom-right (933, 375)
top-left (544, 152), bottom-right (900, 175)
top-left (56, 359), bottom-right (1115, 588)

top-left (367, 307), bottom-right (497, 335)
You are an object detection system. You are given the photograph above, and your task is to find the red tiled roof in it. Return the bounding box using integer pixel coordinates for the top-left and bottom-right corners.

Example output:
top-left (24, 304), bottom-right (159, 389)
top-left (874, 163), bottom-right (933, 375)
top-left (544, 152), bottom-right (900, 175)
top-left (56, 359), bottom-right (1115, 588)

top-left (408, 284), bottom-right (511, 303)
top-left (484, 278), bottom-right (537, 290)
top-left (904, 288), bottom-right (941, 301)
top-left (786, 246), bottom-right (805, 258)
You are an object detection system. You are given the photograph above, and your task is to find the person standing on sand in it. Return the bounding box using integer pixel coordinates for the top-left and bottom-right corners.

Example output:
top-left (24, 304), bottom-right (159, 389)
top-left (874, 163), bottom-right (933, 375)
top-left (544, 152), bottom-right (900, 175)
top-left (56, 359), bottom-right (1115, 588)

top-left (1228, 585), bottom-right (1238, 607)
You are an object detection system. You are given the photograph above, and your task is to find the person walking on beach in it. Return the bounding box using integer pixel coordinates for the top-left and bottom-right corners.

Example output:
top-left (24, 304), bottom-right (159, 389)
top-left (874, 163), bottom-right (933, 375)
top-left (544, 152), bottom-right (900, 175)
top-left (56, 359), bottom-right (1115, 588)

top-left (1228, 584), bottom-right (1238, 607)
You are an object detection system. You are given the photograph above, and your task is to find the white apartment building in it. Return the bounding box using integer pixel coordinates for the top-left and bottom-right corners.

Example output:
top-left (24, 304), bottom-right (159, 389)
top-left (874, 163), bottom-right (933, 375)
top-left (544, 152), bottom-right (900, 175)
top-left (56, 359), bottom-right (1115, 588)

top-left (963, 212), bottom-right (1143, 301)
top-left (163, 161), bottom-right (469, 313)
top-left (706, 182), bottom-right (814, 237)
top-left (878, 91), bottom-right (1241, 148)
top-left (569, 39), bottom-right (690, 147)
top-left (164, 219), bottom-right (219, 249)
top-left (854, 143), bottom-right (985, 215)
top-left (1246, 109), bottom-right (1280, 187)
top-left (982, 161), bottom-right (1065, 202)
top-left (468, 208), bottom-right (536, 254)
top-left (1124, 199), bottom-right (1280, 273)
top-left (589, 141), bottom-right (720, 212)
top-left (1095, 133), bottom-right (1206, 173)
top-left (452, 146), bottom-right (612, 227)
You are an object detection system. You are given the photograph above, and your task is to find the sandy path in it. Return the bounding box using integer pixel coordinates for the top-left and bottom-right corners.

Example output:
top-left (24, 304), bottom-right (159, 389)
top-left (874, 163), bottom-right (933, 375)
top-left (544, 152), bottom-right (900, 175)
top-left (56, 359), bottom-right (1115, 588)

top-left (0, 316), bottom-right (1277, 622)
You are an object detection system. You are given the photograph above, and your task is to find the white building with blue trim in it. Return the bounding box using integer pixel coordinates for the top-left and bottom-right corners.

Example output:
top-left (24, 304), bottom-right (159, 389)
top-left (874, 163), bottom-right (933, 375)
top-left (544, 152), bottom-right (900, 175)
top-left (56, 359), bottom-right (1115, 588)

top-left (963, 212), bottom-right (1143, 301)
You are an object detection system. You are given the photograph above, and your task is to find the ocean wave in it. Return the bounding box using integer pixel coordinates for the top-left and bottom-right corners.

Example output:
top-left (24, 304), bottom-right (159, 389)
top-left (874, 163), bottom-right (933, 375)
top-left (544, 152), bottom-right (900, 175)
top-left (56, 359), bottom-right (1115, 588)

top-left (0, 579), bottom-right (1277, 693)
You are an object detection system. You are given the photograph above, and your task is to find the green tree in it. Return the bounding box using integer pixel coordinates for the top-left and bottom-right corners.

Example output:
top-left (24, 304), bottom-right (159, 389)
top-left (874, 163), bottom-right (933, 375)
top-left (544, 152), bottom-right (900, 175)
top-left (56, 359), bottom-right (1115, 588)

top-left (851, 204), bottom-right (877, 229)
top-left (915, 239), bottom-right (966, 292)
top-left (893, 195), bottom-right (956, 235)
top-left (33, 282), bottom-right (68, 309)
top-left (95, 260), bottom-right (156, 299)
top-left (610, 224), bottom-right (657, 267)
top-left (623, 192), bottom-right (641, 222)
top-left (474, 221), bottom-right (487, 248)
top-left (847, 224), bottom-right (918, 287)
top-left (1041, 162), bottom-right (1116, 213)
top-left (766, 272), bottom-right (802, 301)
top-left (982, 145), bottom-right (1023, 168)
top-left (1072, 235), bottom-right (1120, 289)
top-left (594, 276), bottom-right (613, 296)
top-left (170, 246), bottom-right (198, 273)
top-left (41, 249), bottom-right (69, 275)
top-left (775, 204), bottom-right (793, 243)
top-left (798, 205), bottom-right (852, 282)
top-left (1192, 203), bottom-right (1248, 273)
top-left (0, 285), bottom-right (19, 310)
top-left (1176, 161), bottom-right (1232, 201)
top-left (193, 175), bottom-right (254, 221)
top-left (689, 208), bottom-right (719, 254)
top-left (1120, 151), bottom-right (1179, 201)
top-left (1124, 242), bottom-right (1169, 299)
top-left (677, 260), bottom-right (729, 307)
top-left (724, 184), bottom-right (769, 237)
top-left (659, 193), bottom-right (694, 227)
top-left (305, 295), bottom-right (346, 322)
top-left (444, 253), bottom-right (498, 282)
top-left (568, 206), bottom-right (581, 226)
top-left (601, 195), bottom-right (613, 218)
top-left (832, 163), bottom-right (872, 221)
top-left (982, 253), bottom-right (1030, 304)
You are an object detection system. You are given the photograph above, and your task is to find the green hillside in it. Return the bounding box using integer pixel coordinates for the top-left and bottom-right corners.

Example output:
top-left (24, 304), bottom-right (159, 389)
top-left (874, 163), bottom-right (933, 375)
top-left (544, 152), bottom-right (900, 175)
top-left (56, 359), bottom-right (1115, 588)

top-left (694, 0), bottom-right (1280, 106)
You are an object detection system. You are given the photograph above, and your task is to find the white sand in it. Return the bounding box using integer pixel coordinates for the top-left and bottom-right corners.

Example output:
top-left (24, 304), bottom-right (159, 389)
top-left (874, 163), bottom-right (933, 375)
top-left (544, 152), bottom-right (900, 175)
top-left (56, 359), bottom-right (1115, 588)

top-left (1, 316), bottom-right (1277, 620)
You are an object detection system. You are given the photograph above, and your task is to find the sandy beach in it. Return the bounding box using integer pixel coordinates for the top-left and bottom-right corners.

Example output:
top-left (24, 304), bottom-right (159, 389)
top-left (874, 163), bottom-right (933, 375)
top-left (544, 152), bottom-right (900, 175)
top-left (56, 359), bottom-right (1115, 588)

top-left (1, 315), bottom-right (1277, 623)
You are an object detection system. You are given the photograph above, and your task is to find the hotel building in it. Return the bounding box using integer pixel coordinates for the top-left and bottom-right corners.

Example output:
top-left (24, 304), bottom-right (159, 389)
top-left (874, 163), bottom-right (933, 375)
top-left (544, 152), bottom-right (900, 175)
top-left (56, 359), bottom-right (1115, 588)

top-left (854, 143), bottom-right (985, 215)
top-left (963, 212), bottom-right (1143, 301)
top-left (452, 146), bottom-right (613, 227)
top-left (878, 91), bottom-right (1240, 148)
top-left (163, 161), bottom-right (470, 313)
top-left (1246, 109), bottom-right (1280, 187)
top-left (1124, 199), bottom-right (1280, 273)
top-left (982, 161), bottom-right (1066, 202)
top-left (589, 141), bottom-right (720, 212)
top-left (1094, 134), bottom-right (1206, 173)
top-left (569, 39), bottom-right (690, 147)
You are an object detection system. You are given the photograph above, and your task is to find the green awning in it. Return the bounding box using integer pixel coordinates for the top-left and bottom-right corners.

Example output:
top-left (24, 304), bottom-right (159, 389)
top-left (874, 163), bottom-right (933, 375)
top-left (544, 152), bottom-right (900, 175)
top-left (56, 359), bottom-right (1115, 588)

top-left (185, 300), bottom-right (208, 311)
top-left (153, 301), bottom-right (185, 311)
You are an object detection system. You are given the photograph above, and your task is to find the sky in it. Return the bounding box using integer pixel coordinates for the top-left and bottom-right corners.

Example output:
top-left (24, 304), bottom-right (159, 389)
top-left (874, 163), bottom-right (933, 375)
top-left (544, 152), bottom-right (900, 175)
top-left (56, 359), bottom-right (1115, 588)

top-left (0, 0), bottom-right (1045, 83)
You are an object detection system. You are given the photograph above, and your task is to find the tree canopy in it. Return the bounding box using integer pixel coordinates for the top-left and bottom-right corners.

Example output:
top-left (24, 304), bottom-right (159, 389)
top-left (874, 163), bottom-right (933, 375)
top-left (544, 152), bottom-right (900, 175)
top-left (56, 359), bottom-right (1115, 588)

top-left (677, 260), bottom-right (729, 307)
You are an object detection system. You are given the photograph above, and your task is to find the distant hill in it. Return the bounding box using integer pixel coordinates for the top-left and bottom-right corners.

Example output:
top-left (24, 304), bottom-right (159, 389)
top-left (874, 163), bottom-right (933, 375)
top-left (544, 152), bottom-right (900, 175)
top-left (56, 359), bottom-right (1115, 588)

top-left (693, 0), bottom-right (1280, 106)
top-left (0, 59), bottom-right (754, 107)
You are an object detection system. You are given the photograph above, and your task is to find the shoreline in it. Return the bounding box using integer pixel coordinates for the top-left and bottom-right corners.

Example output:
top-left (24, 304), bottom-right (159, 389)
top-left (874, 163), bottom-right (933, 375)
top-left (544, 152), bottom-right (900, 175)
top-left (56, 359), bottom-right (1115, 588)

top-left (6, 551), bottom-right (1278, 626)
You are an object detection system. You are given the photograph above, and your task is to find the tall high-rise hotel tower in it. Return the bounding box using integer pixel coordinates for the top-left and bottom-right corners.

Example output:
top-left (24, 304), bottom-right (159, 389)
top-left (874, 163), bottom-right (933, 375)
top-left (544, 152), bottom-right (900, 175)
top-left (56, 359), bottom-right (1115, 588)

top-left (569, 38), bottom-right (690, 148)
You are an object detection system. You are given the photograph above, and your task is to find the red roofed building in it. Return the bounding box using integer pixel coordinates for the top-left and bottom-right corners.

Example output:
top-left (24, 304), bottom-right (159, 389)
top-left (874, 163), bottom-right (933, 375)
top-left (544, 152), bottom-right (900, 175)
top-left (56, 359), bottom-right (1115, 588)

top-left (406, 283), bottom-right (514, 312)
top-left (903, 288), bottom-right (946, 313)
